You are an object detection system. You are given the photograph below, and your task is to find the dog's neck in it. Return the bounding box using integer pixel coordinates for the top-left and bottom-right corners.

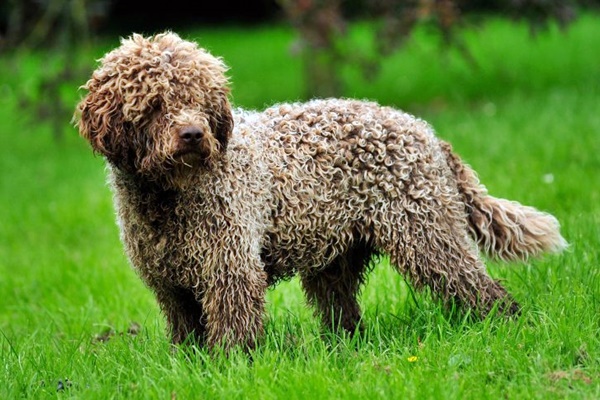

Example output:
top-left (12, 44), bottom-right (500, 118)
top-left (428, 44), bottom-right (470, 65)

top-left (108, 166), bottom-right (184, 205)
top-left (108, 167), bottom-right (182, 226)
top-left (108, 160), bottom-right (218, 193)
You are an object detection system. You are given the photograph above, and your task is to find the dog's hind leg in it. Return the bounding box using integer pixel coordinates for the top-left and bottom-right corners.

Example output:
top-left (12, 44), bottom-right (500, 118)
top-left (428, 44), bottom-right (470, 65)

top-left (300, 243), bottom-right (373, 334)
top-left (375, 205), bottom-right (520, 318)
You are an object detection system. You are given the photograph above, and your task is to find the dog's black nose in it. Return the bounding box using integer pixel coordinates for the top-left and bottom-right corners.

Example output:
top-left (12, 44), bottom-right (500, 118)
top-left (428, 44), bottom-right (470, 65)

top-left (179, 127), bottom-right (203, 144)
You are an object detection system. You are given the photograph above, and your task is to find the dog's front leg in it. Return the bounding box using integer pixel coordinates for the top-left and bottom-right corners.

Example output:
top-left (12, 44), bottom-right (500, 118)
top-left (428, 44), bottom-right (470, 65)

top-left (201, 255), bottom-right (268, 353)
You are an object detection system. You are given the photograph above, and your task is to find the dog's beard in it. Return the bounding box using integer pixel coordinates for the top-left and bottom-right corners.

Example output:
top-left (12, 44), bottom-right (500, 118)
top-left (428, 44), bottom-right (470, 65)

top-left (174, 150), bottom-right (208, 168)
top-left (161, 160), bottom-right (205, 190)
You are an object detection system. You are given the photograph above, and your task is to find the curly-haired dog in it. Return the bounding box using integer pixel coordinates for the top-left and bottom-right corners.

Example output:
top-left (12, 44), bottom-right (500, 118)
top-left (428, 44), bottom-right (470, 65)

top-left (75, 32), bottom-right (567, 352)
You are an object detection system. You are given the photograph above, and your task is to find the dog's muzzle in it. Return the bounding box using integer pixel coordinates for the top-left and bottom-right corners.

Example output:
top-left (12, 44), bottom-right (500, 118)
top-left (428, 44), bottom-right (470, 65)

top-left (174, 125), bottom-right (214, 165)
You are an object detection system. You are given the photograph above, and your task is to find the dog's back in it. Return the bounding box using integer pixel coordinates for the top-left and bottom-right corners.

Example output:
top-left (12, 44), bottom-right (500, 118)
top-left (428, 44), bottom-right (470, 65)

top-left (242, 99), bottom-right (465, 279)
top-left (242, 98), bottom-right (566, 281)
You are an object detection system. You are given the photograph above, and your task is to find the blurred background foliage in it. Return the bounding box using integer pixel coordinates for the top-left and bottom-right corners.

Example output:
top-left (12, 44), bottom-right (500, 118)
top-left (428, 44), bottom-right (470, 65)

top-left (0, 0), bottom-right (598, 139)
top-left (1, 0), bottom-right (593, 50)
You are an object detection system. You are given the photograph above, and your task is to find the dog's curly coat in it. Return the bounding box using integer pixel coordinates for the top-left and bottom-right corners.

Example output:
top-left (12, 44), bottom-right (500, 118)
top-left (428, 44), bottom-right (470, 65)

top-left (75, 32), bottom-right (567, 351)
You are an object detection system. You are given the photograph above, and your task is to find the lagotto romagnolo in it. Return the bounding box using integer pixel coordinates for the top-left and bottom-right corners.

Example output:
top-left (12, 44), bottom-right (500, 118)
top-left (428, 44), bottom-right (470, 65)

top-left (75, 32), bottom-right (567, 352)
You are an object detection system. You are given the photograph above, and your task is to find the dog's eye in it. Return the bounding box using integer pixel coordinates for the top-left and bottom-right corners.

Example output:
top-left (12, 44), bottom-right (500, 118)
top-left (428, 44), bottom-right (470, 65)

top-left (147, 100), bottom-right (164, 122)
top-left (150, 98), bottom-right (163, 112)
top-left (123, 121), bottom-right (134, 132)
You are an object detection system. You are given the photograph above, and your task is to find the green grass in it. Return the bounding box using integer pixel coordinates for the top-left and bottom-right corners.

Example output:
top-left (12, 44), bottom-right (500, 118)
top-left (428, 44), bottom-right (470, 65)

top-left (1, 13), bottom-right (599, 399)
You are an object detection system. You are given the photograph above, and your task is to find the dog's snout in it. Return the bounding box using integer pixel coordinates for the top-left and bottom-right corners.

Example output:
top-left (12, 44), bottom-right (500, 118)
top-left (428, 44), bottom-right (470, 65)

top-left (179, 127), bottom-right (204, 144)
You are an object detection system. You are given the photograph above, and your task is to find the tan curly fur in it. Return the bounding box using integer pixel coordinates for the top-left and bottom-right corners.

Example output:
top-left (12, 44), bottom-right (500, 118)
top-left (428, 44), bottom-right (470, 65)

top-left (75, 31), bottom-right (567, 352)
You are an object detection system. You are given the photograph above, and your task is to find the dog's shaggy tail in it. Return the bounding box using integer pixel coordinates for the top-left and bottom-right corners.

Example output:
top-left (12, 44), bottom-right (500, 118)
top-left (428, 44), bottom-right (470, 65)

top-left (440, 141), bottom-right (568, 261)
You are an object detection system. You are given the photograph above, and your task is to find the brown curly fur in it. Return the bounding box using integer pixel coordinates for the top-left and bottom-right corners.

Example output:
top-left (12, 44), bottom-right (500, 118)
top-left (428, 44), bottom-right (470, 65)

top-left (75, 32), bottom-right (567, 352)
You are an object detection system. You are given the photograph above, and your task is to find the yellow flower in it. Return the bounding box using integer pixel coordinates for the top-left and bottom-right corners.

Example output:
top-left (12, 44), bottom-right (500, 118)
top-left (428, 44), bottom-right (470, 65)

top-left (407, 356), bottom-right (418, 363)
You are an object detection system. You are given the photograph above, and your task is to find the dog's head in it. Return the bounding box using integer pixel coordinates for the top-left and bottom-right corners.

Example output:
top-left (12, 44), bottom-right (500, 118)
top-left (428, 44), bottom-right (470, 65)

top-left (75, 32), bottom-right (233, 182)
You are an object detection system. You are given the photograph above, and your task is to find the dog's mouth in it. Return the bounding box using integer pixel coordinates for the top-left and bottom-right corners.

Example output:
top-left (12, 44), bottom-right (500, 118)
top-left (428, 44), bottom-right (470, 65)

top-left (172, 148), bottom-right (213, 168)
top-left (174, 150), bottom-right (203, 164)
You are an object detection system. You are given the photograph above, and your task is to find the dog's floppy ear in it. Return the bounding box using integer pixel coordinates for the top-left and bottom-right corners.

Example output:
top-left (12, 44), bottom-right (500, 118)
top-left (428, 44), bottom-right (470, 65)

top-left (209, 94), bottom-right (234, 152)
top-left (75, 84), bottom-right (134, 170)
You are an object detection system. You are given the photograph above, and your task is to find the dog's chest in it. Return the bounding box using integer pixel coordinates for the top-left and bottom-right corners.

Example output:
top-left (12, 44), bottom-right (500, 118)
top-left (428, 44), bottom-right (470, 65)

top-left (117, 188), bottom-right (216, 286)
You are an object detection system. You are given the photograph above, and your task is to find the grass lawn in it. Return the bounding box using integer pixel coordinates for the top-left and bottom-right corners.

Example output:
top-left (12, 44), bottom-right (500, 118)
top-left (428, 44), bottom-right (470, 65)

top-left (0, 13), bottom-right (599, 399)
